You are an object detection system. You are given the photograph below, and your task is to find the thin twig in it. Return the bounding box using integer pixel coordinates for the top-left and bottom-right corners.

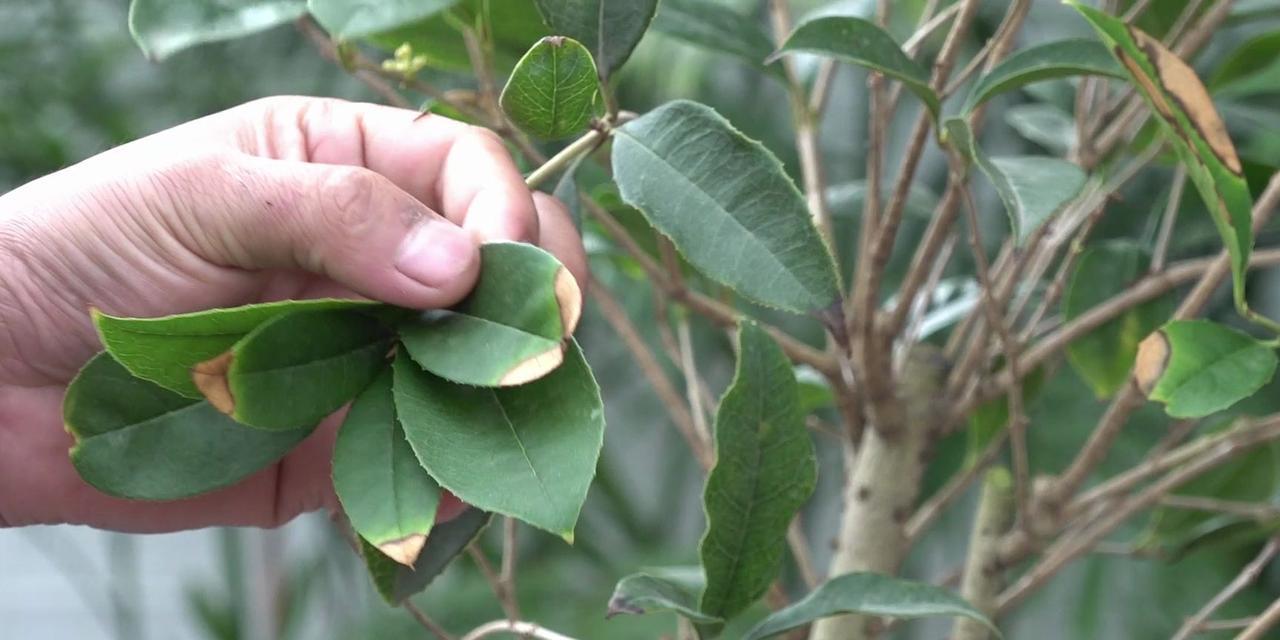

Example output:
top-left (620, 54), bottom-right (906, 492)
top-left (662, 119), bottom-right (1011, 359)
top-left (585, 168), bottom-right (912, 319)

top-left (499, 518), bottom-right (521, 619)
top-left (460, 620), bottom-right (577, 640)
top-left (1172, 536), bottom-right (1280, 640)
top-left (906, 430), bottom-right (1008, 543)
top-left (589, 276), bottom-right (712, 469)
top-left (1239, 597), bottom-right (1280, 640)
top-left (997, 416), bottom-right (1280, 613)
top-left (1151, 165), bottom-right (1187, 272)
top-left (1159, 496), bottom-right (1280, 521)
top-left (404, 602), bottom-right (457, 640)
top-left (523, 129), bottom-right (603, 190)
top-left (468, 546), bottom-right (520, 622)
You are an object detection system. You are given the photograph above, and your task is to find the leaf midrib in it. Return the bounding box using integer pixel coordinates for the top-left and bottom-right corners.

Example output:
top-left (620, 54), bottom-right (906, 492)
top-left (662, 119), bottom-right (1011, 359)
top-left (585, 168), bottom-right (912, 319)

top-left (615, 128), bottom-right (823, 306)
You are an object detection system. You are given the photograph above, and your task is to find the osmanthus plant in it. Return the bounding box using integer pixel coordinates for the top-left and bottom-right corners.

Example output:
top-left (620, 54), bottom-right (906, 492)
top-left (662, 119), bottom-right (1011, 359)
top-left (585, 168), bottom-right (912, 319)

top-left (77, 0), bottom-right (1280, 638)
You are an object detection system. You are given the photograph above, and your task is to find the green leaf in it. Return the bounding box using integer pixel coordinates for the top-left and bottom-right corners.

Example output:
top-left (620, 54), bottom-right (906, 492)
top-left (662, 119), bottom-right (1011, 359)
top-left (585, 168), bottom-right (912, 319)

top-left (944, 117), bottom-right (1087, 244)
top-left (64, 354), bottom-right (312, 500)
top-left (500, 36), bottom-right (599, 139)
top-left (606, 568), bottom-right (721, 624)
top-left (393, 340), bottom-right (604, 539)
top-left (651, 0), bottom-right (779, 74)
top-left (742, 573), bottom-right (999, 640)
top-left (1211, 30), bottom-right (1280, 94)
top-left (399, 242), bottom-right (582, 387)
top-left (1135, 320), bottom-right (1278, 418)
top-left (963, 39), bottom-right (1126, 111)
top-left (699, 322), bottom-right (817, 621)
top-left (334, 366), bottom-right (440, 567)
top-left (770, 16), bottom-right (939, 121)
top-left (361, 508), bottom-right (493, 604)
top-left (795, 365), bottom-right (835, 415)
top-left (195, 309), bottom-right (393, 429)
top-left (127, 0), bottom-right (306, 60)
top-left (612, 100), bottom-right (840, 312)
top-left (533, 0), bottom-right (658, 75)
top-left (1071, 2), bottom-right (1256, 313)
top-left (94, 299), bottom-right (383, 398)
top-left (307, 0), bottom-right (460, 39)
top-left (1004, 104), bottom-right (1076, 155)
top-left (1065, 242), bottom-right (1174, 398)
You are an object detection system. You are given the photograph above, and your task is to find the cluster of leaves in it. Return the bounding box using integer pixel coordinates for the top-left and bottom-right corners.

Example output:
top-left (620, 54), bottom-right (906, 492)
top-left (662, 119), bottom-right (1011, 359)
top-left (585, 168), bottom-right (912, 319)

top-left (77, 0), bottom-right (1280, 636)
top-left (65, 242), bottom-right (605, 600)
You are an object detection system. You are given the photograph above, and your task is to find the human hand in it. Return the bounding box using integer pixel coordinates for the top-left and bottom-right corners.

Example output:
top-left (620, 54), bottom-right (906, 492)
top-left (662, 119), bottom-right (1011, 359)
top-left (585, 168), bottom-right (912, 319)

top-left (0, 96), bottom-right (587, 532)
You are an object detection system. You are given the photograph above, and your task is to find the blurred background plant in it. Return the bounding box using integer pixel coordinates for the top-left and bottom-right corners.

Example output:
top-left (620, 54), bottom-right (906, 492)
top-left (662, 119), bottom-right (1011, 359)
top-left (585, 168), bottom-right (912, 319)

top-left (3, 1), bottom-right (1280, 639)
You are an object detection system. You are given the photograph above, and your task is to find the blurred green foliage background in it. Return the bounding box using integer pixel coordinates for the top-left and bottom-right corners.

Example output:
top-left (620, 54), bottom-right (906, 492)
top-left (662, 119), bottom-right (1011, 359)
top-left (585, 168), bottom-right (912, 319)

top-left (3, 1), bottom-right (1280, 638)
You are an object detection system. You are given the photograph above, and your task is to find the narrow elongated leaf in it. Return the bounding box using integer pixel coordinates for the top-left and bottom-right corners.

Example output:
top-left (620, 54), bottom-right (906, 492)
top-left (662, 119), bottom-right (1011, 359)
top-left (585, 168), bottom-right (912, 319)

top-left (334, 367), bottom-right (440, 567)
top-left (399, 242), bottom-right (582, 387)
top-left (361, 508), bottom-right (493, 604)
top-left (307, 0), bottom-right (460, 39)
top-left (613, 100), bottom-right (840, 312)
top-left (501, 36), bottom-right (599, 139)
top-left (95, 298), bottom-right (384, 398)
top-left (651, 0), bottom-right (779, 74)
top-left (699, 323), bottom-right (817, 620)
top-left (1134, 320), bottom-right (1278, 418)
top-left (65, 354), bottom-right (312, 500)
top-left (128, 0), bottom-right (306, 60)
top-left (607, 568), bottom-right (721, 624)
top-left (742, 573), bottom-right (999, 640)
top-left (1071, 3), bottom-right (1255, 312)
top-left (195, 309), bottom-right (392, 429)
top-left (770, 16), bottom-right (939, 121)
top-left (1065, 242), bottom-right (1174, 398)
top-left (394, 341), bottom-right (603, 539)
top-left (533, 0), bottom-right (658, 75)
top-left (945, 118), bottom-right (1086, 243)
top-left (963, 39), bottom-right (1126, 111)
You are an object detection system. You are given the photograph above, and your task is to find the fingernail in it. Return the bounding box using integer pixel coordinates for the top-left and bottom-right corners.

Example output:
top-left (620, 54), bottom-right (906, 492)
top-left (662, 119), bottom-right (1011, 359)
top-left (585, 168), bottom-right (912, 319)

top-left (395, 220), bottom-right (476, 288)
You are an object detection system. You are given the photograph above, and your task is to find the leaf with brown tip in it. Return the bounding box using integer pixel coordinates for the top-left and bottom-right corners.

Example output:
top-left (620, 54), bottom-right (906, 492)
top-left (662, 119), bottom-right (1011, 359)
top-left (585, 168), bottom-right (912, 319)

top-left (399, 242), bottom-right (582, 387)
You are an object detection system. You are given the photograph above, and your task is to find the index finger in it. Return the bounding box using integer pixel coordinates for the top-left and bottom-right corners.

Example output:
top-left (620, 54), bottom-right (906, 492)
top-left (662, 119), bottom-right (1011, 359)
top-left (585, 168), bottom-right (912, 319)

top-left (229, 97), bottom-right (539, 244)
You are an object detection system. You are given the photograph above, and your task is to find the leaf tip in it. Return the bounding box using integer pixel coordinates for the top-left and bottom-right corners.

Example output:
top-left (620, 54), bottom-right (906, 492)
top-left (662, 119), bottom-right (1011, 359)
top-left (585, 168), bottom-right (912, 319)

top-left (377, 534), bottom-right (428, 567)
top-left (192, 351), bottom-right (236, 415)
top-left (498, 345), bottom-right (567, 386)
top-left (1134, 329), bottom-right (1170, 396)
top-left (555, 267), bottom-right (583, 336)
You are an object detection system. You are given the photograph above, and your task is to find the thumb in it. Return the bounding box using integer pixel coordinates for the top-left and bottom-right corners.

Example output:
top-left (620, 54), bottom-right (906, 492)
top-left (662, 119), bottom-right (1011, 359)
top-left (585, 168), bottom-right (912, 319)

top-left (172, 154), bottom-right (480, 309)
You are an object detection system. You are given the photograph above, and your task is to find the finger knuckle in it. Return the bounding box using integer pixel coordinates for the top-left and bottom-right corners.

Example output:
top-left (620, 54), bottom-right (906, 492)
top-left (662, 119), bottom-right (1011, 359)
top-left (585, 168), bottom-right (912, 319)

top-left (320, 166), bottom-right (388, 234)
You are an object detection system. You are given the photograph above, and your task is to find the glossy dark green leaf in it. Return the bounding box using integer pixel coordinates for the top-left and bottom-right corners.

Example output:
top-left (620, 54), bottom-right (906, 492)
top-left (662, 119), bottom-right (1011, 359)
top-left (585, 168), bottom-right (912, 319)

top-left (742, 573), bottom-right (999, 640)
top-left (361, 508), bottom-right (493, 604)
top-left (334, 366), bottom-right (440, 567)
top-left (945, 117), bottom-right (1086, 244)
top-left (394, 340), bottom-right (604, 539)
top-left (196, 309), bottom-right (393, 429)
top-left (963, 39), bottom-right (1125, 111)
top-left (307, 0), bottom-right (460, 39)
top-left (399, 242), bottom-right (582, 387)
top-left (771, 16), bottom-right (939, 121)
top-left (1072, 3), bottom-right (1256, 314)
top-left (699, 322), bottom-right (817, 621)
top-left (94, 299), bottom-right (384, 398)
top-left (613, 100), bottom-right (840, 312)
top-left (1065, 242), bottom-right (1174, 398)
top-left (606, 568), bottom-right (721, 624)
top-left (1134, 320), bottom-right (1278, 418)
top-left (65, 354), bottom-right (312, 500)
top-left (500, 36), bottom-right (599, 139)
top-left (651, 0), bottom-right (779, 74)
top-left (533, 0), bottom-right (658, 75)
top-left (127, 0), bottom-right (306, 60)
